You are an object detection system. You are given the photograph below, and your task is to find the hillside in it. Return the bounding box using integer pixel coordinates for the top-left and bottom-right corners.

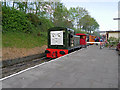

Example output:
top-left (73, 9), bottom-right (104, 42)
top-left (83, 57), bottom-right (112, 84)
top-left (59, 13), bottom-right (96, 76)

top-left (2, 6), bottom-right (54, 60)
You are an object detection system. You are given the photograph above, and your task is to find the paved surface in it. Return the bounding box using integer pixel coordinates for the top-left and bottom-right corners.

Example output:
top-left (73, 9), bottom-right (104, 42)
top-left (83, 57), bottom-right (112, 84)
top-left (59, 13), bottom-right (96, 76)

top-left (2, 45), bottom-right (118, 88)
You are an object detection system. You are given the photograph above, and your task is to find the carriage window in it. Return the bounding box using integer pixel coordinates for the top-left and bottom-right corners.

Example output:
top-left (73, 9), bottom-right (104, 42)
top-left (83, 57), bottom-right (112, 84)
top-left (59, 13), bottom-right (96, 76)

top-left (80, 36), bottom-right (83, 39)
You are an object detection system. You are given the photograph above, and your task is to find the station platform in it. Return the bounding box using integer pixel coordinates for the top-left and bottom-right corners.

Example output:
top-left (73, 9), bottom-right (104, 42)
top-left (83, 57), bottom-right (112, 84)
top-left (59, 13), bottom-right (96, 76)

top-left (2, 45), bottom-right (118, 88)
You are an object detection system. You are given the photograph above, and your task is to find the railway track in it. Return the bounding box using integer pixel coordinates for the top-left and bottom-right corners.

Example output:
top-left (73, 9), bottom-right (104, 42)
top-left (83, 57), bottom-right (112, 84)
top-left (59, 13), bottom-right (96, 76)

top-left (1, 56), bottom-right (52, 79)
top-left (0, 47), bottom-right (83, 79)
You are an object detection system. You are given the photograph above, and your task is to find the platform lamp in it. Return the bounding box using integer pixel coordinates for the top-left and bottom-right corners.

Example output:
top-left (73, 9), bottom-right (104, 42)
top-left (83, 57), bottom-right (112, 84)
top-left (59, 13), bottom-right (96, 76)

top-left (113, 18), bottom-right (120, 42)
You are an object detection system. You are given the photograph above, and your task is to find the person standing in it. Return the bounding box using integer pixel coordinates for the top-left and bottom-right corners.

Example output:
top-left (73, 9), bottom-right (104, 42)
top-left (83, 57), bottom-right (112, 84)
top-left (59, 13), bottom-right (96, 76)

top-left (100, 38), bottom-right (103, 49)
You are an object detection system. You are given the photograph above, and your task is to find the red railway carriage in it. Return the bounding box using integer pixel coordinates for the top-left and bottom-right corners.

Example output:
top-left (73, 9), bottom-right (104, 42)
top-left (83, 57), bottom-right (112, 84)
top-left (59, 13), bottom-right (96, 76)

top-left (76, 33), bottom-right (87, 48)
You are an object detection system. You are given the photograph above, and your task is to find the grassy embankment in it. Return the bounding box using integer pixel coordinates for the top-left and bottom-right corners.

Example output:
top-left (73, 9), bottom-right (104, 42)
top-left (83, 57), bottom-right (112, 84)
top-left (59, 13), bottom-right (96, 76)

top-left (2, 31), bottom-right (47, 48)
top-left (2, 6), bottom-right (54, 49)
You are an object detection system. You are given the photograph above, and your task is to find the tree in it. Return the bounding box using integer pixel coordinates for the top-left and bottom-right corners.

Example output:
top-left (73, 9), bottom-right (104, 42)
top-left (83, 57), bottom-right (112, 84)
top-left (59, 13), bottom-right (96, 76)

top-left (69, 7), bottom-right (88, 29)
top-left (13, 1), bottom-right (15, 8)
top-left (28, 2), bottom-right (34, 13)
top-left (69, 7), bottom-right (77, 27)
top-left (53, 2), bottom-right (73, 27)
top-left (4, 0), bottom-right (7, 7)
top-left (15, 2), bottom-right (28, 13)
top-left (81, 15), bottom-right (99, 33)
top-left (24, 2), bottom-right (27, 13)
top-left (53, 2), bottom-right (64, 26)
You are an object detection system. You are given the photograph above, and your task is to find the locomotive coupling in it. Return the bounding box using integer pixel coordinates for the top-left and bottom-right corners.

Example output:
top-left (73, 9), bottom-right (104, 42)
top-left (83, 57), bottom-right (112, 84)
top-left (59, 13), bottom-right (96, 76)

top-left (45, 50), bottom-right (50, 54)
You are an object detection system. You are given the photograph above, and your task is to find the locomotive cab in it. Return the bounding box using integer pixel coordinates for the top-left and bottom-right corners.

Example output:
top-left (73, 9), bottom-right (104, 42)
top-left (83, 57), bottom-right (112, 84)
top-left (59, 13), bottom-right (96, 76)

top-left (76, 33), bottom-right (87, 48)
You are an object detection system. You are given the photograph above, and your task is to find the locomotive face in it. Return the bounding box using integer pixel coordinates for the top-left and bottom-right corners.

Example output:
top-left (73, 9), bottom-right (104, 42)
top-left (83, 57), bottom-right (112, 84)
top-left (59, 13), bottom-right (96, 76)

top-left (50, 31), bottom-right (63, 45)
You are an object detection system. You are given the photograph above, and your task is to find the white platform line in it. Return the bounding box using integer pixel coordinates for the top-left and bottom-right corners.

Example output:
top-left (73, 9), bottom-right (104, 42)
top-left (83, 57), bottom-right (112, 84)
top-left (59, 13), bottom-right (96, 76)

top-left (0, 48), bottom-right (84, 81)
top-left (87, 42), bottom-right (100, 44)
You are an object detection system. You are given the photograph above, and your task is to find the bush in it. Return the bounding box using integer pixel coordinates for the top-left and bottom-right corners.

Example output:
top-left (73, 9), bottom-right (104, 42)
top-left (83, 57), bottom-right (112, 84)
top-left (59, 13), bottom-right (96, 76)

top-left (39, 17), bottom-right (54, 32)
top-left (26, 13), bottom-right (41, 27)
top-left (26, 13), bottom-right (54, 33)
top-left (108, 37), bottom-right (119, 46)
top-left (118, 37), bottom-right (120, 42)
top-left (2, 6), bottom-right (33, 33)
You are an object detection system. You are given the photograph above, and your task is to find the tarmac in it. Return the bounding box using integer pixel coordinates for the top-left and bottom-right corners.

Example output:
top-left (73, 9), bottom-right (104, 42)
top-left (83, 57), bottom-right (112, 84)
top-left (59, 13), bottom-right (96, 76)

top-left (1, 45), bottom-right (118, 88)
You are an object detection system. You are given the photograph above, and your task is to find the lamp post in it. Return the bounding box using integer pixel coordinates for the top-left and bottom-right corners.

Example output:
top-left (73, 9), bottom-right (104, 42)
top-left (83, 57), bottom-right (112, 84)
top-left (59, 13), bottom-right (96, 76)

top-left (113, 18), bottom-right (120, 42)
top-left (113, 18), bottom-right (119, 30)
top-left (113, 18), bottom-right (120, 20)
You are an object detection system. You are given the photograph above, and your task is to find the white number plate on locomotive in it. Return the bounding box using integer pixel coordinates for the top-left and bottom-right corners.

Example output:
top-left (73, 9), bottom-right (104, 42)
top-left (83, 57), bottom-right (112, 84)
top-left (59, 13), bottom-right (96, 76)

top-left (50, 31), bottom-right (63, 45)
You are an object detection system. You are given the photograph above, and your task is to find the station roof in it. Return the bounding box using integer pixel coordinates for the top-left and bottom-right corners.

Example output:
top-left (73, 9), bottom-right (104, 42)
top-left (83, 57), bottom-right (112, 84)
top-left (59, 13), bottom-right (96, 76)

top-left (106, 30), bottom-right (120, 33)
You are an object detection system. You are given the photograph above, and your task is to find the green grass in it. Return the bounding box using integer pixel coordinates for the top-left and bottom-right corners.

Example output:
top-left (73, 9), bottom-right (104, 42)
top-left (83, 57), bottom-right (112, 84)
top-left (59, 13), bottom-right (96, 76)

top-left (2, 31), bottom-right (47, 48)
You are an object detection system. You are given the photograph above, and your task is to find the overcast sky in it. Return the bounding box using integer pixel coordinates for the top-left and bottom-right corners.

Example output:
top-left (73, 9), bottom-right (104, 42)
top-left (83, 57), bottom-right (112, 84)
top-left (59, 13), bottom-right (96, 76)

top-left (61, 0), bottom-right (119, 31)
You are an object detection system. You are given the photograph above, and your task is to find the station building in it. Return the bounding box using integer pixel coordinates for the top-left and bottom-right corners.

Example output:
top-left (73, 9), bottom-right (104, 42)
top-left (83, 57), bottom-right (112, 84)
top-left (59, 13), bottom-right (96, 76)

top-left (106, 30), bottom-right (120, 40)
